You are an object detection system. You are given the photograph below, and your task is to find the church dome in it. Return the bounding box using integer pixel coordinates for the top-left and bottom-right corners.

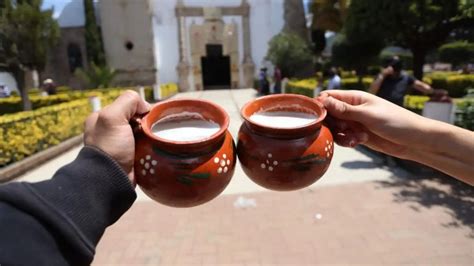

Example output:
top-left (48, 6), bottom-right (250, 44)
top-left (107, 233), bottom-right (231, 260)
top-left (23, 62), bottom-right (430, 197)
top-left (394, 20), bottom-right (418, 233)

top-left (57, 1), bottom-right (85, 28)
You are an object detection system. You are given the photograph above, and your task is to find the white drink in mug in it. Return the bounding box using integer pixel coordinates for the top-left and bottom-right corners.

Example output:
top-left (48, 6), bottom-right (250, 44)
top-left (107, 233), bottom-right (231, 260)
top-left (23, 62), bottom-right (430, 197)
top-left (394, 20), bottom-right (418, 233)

top-left (249, 111), bottom-right (318, 128)
top-left (151, 119), bottom-right (220, 142)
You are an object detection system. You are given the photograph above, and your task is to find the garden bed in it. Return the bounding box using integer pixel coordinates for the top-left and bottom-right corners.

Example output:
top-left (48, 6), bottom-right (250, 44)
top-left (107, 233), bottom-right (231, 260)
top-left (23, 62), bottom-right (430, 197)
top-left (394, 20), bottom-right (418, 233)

top-left (0, 84), bottom-right (179, 167)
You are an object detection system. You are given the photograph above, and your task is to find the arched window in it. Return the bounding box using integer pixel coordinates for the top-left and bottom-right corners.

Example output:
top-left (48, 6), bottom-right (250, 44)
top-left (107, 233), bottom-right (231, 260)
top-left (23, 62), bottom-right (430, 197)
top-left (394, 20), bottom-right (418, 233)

top-left (67, 43), bottom-right (83, 73)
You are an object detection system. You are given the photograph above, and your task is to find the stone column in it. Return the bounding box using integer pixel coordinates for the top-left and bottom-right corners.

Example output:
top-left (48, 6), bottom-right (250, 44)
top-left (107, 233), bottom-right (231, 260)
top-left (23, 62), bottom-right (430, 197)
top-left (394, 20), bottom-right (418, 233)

top-left (176, 4), bottom-right (190, 91)
top-left (241, 0), bottom-right (255, 88)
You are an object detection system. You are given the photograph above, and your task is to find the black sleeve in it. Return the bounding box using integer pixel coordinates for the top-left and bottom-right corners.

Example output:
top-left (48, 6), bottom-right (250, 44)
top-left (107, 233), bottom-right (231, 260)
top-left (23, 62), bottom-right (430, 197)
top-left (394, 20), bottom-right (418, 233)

top-left (0, 146), bottom-right (137, 265)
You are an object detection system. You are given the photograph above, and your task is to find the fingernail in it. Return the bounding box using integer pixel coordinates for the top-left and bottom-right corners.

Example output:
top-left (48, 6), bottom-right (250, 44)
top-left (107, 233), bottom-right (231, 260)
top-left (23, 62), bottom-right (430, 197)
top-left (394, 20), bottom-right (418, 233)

top-left (358, 132), bottom-right (369, 143)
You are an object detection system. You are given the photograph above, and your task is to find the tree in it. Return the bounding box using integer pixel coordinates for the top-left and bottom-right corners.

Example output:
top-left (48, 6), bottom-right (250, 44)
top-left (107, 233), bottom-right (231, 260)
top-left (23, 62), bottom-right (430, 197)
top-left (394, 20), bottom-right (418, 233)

top-left (332, 34), bottom-right (382, 84)
top-left (84, 0), bottom-right (105, 66)
top-left (75, 62), bottom-right (116, 89)
top-left (0, 0), bottom-right (59, 110)
top-left (283, 0), bottom-right (308, 41)
top-left (266, 32), bottom-right (313, 78)
top-left (344, 0), bottom-right (474, 79)
top-left (309, 0), bottom-right (348, 54)
top-left (331, 0), bottom-right (384, 80)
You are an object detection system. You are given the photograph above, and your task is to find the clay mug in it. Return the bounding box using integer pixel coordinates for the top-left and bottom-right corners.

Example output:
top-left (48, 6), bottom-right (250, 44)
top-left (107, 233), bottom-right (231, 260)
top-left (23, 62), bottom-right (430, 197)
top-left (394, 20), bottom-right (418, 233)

top-left (132, 98), bottom-right (236, 207)
top-left (237, 94), bottom-right (333, 191)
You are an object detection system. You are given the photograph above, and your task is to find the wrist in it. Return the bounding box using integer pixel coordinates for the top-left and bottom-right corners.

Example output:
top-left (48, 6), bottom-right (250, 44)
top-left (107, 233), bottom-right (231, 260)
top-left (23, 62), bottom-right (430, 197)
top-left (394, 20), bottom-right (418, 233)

top-left (426, 86), bottom-right (434, 95)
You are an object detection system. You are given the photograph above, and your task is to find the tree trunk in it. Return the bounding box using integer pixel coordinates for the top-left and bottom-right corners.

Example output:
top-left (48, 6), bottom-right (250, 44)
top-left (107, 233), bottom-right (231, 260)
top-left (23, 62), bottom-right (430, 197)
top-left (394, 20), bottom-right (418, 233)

top-left (13, 69), bottom-right (32, 111)
top-left (412, 47), bottom-right (426, 80)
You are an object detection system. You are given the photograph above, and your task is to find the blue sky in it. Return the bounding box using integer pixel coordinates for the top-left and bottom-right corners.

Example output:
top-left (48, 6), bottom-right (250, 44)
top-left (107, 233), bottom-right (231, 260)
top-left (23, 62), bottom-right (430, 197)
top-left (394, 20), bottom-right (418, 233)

top-left (42, 0), bottom-right (71, 17)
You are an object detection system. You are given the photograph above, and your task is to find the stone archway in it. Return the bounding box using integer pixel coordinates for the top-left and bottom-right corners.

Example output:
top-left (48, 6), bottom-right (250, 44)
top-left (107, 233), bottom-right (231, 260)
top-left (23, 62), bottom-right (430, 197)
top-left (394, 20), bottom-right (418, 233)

top-left (175, 1), bottom-right (255, 91)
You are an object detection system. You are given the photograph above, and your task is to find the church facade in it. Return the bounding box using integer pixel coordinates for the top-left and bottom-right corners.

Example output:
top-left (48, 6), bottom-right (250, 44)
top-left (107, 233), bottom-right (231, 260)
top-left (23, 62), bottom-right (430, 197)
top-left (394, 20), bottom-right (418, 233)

top-left (99, 0), bottom-right (284, 91)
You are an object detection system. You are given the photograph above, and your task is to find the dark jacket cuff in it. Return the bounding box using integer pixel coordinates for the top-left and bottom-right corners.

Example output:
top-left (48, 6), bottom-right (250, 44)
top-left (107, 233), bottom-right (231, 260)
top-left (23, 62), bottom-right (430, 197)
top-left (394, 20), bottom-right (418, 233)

top-left (0, 146), bottom-right (136, 256)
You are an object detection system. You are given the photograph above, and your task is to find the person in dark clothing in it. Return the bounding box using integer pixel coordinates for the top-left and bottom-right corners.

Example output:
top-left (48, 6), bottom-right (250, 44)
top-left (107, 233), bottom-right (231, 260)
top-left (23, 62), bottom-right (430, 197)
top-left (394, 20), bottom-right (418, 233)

top-left (0, 90), bottom-right (150, 265)
top-left (369, 56), bottom-right (433, 106)
top-left (273, 66), bottom-right (282, 94)
top-left (42, 79), bottom-right (57, 95)
top-left (368, 56), bottom-right (434, 166)
top-left (258, 67), bottom-right (270, 95)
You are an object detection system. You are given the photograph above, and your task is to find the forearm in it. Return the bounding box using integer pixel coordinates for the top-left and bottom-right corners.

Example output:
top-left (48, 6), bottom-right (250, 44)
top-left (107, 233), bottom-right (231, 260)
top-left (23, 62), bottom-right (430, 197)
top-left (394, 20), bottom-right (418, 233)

top-left (369, 75), bottom-right (383, 94)
top-left (414, 80), bottom-right (434, 95)
top-left (0, 147), bottom-right (137, 264)
top-left (406, 119), bottom-right (474, 185)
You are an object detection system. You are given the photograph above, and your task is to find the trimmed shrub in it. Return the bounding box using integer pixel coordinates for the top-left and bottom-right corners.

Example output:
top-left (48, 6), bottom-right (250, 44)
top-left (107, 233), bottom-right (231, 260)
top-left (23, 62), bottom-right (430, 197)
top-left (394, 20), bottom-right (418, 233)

top-left (286, 77), bottom-right (374, 95)
top-left (0, 84), bottom-right (179, 166)
top-left (438, 41), bottom-right (474, 67)
top-left (0, 99), bottom-right (92, 166)
top-left (404, 94), bottom-right (474, 130)
top-left (1, 83), bottom-right (179, 115)
top-left (455, 99), bottom-right (474, 130)
top-left (423, 73), bottom-right (474, 98)
top-left (0, 94), bottom-right (73, 114)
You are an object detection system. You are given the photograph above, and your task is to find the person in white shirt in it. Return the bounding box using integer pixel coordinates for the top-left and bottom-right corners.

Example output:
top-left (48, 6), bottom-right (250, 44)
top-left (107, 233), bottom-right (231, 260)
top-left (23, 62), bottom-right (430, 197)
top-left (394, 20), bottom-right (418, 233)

top-left (0, 84), bottom-right (11, 98)
top-left (327, 67), bottom-right (341, 90)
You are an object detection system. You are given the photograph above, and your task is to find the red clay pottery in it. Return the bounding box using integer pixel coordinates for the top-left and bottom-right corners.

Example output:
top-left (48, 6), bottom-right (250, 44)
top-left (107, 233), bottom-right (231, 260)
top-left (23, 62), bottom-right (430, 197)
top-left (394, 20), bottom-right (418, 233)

top-left (132, 99), bottom-right (236, 207)
top-left (237, 94), bottom-right (333, 191)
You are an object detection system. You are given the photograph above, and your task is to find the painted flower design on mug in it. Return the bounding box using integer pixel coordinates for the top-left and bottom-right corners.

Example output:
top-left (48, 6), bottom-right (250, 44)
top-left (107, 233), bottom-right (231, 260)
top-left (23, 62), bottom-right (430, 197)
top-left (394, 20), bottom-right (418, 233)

top-left (139, 154), bottom-right (158, 176)
top-left (214, 153), bottom-right (231, 174)
top-left (261, 153), bottom-right (278, 172)
top-left (325, 140), bottom-right (333, 158)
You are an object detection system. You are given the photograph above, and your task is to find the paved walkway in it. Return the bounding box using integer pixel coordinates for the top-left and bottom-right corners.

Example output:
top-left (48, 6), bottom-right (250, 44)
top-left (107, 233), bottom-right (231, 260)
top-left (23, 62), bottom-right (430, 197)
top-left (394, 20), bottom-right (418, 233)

top-left (11, 89), bottom-right (474, 265)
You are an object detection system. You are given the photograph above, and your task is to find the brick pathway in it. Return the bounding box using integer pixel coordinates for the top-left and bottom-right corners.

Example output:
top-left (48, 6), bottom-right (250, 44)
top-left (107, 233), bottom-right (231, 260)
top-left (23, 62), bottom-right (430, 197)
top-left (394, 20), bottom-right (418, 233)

top-left (93, 177), bottom-right (474, 265)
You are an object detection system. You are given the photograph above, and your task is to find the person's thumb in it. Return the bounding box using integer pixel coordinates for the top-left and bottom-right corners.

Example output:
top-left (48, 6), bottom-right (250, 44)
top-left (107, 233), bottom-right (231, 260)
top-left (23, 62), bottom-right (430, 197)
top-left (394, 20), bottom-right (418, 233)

top-left (322, 95), bottom-right (363, 122)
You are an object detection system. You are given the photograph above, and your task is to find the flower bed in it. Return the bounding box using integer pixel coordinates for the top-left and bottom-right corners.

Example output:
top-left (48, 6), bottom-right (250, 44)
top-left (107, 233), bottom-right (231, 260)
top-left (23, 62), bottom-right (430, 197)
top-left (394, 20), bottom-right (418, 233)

top-left (1, 83), bottom-right (179, 115)
top-left (0, 84), bottom-right (179, 167)
top-left (423, 73), bottom-right (474, 98)
top-left (286, 77), bottom-right (374, 96)
top-left (285, 76), bottom-right (473, 130)
top-left (0, 99), bottom-right (91, 166)
top-left (404, 94), bottom-right (474, 130)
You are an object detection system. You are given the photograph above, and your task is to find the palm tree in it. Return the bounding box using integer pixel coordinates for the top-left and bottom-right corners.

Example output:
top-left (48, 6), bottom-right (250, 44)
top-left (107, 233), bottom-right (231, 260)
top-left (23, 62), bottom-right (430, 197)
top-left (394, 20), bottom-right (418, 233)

top-left (75, 63), bottom-right (116, 89)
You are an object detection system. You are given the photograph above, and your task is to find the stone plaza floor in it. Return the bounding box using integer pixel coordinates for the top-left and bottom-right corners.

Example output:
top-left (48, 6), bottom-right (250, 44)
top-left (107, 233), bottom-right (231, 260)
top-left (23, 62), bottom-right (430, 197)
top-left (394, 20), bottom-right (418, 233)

top-left (13, 89), bottom-right (474, 265)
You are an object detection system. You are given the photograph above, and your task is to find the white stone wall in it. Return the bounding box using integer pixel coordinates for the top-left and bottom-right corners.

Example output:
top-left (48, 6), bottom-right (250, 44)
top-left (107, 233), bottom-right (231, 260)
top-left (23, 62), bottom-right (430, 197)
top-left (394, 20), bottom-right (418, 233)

top-left (151, 0), bottom-right (284, 85)
top-left (100, 0), bottom-right (156, 85)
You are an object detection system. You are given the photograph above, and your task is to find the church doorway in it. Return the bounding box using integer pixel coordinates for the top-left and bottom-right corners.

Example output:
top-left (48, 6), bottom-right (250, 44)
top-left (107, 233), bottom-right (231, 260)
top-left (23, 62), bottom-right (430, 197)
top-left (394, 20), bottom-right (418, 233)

top-left (201, 44), bottom-right (230, 89)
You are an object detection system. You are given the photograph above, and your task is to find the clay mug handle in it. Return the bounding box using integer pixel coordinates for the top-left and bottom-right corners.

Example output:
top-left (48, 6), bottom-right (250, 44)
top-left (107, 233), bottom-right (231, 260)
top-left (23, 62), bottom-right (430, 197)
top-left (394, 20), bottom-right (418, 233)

top-left (130, 111), bottom-right (149, 136)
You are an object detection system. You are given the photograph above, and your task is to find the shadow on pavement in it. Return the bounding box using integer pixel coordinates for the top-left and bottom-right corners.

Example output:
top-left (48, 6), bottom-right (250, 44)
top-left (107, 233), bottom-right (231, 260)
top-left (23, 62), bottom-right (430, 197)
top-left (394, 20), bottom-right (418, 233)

top-left (376, 172), bottom-right (474, 238)
top-left (352, 146), bottom-right (474, 238)
top-left (340, 160), bottom-right (379, 169)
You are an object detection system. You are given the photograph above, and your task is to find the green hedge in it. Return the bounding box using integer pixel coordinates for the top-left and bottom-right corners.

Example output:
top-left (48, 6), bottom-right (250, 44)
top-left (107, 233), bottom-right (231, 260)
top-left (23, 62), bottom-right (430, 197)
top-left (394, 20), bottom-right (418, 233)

top-left (0, 99), bottom-right (92, 166)
top-left (286, 77), bottom-right (374, 95)
top-left (1, 83), bottom-right (179, 115)
top-left (0, 89), bottom-right (128, 166)
top-left (404, 94), bottom-right (474, 130)
top-left (438, 41), bottom-right (474, 67)
top-left (0, 84), bottom-right (179, 166)
top-left (0, 94), bottom-right (73, 114)
top-left (423, 73), bottom-right (474, 98)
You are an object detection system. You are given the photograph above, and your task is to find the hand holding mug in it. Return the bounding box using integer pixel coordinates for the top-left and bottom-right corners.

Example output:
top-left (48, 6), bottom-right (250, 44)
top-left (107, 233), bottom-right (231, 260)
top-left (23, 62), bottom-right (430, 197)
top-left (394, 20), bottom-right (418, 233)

top-left (84, 90), bottom-right (150, 185)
